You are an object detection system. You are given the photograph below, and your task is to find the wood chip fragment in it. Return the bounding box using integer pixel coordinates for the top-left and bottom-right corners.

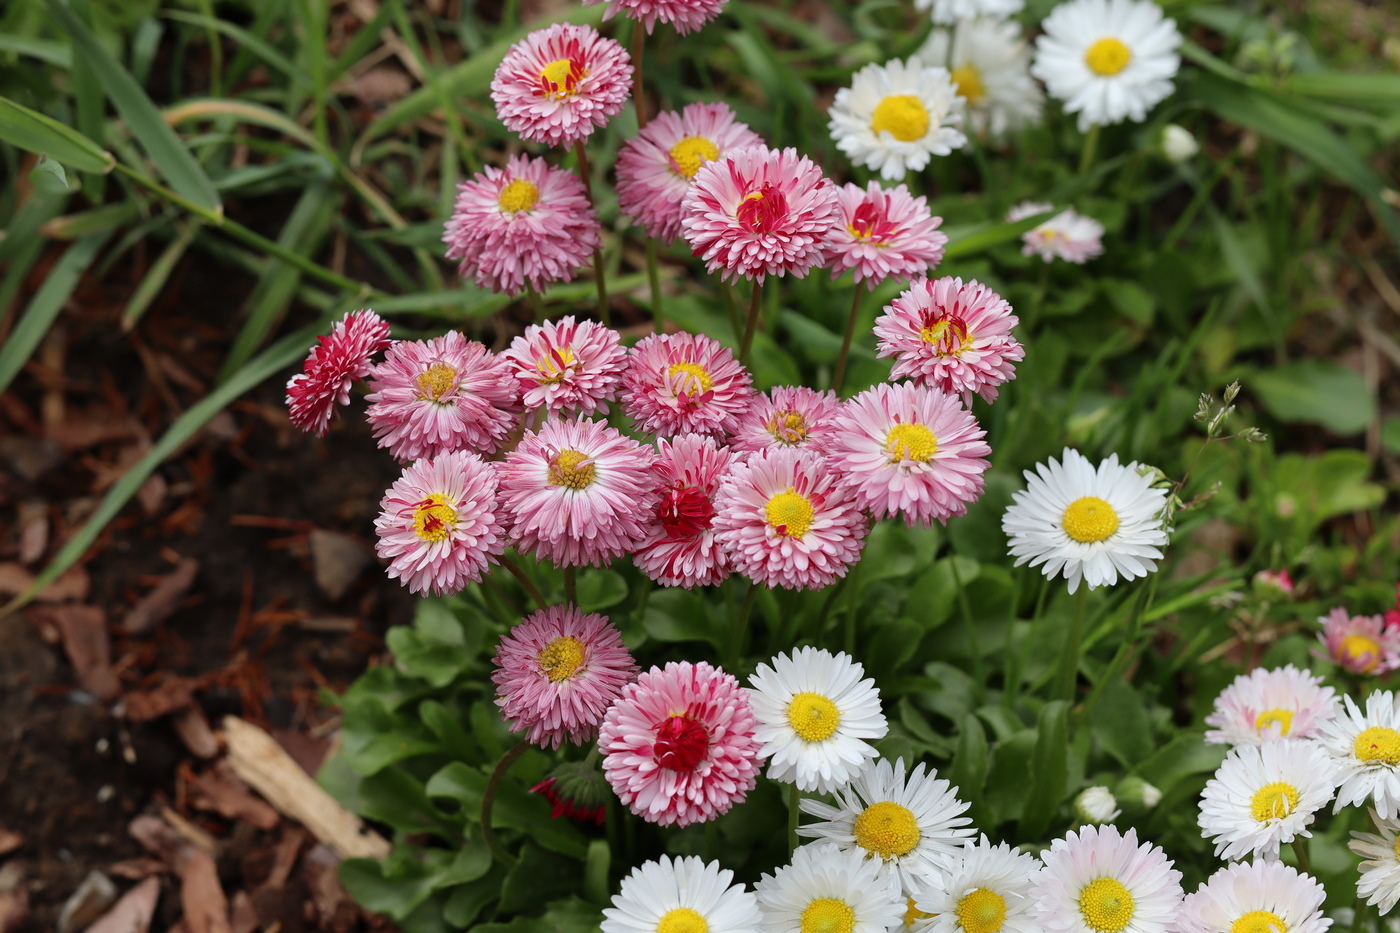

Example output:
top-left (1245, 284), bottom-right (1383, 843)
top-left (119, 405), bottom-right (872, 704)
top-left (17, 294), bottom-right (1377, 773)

top-left (171, 706), bottom-right (220, 759)
top-left (41, 605), bottom-right (119, 700)
top-left (84, 877), bottom-right (160, 933)
top-left (188, 764), bottom-right (280, 831)
top-left (123, 559), bottom-right (199, 634)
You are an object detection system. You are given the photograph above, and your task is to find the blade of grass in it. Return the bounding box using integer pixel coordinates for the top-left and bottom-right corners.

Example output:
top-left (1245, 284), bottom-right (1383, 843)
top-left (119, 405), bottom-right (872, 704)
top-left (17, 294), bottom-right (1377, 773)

top-left (121, 220), bottom-right (199, 331)
top-left (0, 35), bottom-right (72, 67)
top-left (0, 96), bottom-right (115, 174)
top-left (41, 201), bottom-right (144, 240)
top-left (162, 10), bottom-right (311, 86)
top-left (943, 210), bottom-right (1053, 260)
top-left (68, 0), bottom-right (106, 203)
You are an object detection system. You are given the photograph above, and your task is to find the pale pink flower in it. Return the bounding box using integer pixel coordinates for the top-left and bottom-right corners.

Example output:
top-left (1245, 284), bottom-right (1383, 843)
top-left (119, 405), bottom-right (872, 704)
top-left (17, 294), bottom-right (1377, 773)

top-left (285, 310), bottom-right (391, 437)
top-left (498, 416), bottom-right (661, 568)
top-left (1008, 200), bottom-right (1104, 264)
top-left (633, 434), bottom-right (736, 588)
top-left (599, 661), bottom-right (761, 827)
top-left (373, 451), bottom-right (505, 596)
top-left (500, 316), bottom-right (627, 417)
top-left (583, 0), bottom-right (727, 35)
top-left (712, 448), bottom-right (867, 590)
top-left (1203, 664), bottom-right (1338, 747)
top-left (443, 154), bottom-right (600, 296)
top-left (727, 385), bottom-right (843, 456)
top-left (1253, 568), bottom-right (1295, 599)
top-left (824, 181), bottom-right (947, 289)
top-left (680, 145), bottom-right (840, 284)
top-left (492, 605), bottom-right (638, 749)
top-left (1316, 607), bottom-right (1400, 675)
top-left (873, 276), bottom-right (1025, 406)
top-left (621, 332), bottom-right (755, 438)
top-left (490, 24), bottom-right (632, 148)
top-left (616, 102), bottom-right (764, 243)
top-left (365, 332), bottom-right (520, 462)
top-left (828, 383), bottom-right (990, 528)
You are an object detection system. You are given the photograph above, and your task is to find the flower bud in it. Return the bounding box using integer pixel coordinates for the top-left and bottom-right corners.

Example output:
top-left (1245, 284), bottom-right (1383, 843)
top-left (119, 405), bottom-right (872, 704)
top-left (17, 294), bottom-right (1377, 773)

top-left (1252, 569), bottom-right (1295, 600)
top-left (531, 760), bottom-right (611, 825)
top-left (1115, 775), bottom-right (1162, 813)
top-left (1074, 786), bottom-right (1121, 825)
top-left (1161, 124), bottom-right (1199, 163)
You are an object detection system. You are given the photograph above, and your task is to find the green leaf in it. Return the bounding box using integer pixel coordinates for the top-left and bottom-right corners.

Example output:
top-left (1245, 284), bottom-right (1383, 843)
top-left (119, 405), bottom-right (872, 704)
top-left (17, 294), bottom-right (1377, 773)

top-left (1285, 71), bottom-right (1400, 109)
top-left (1383, 417), bottom-right (1400, 455)
top-left (443, 865), bottom-right (506, 928)
top-left (946, 713), bottom-right (990, 809)
top-left (1251, 359), bottom-right (1376, 435)
top-left (121, 221), bottom-right (198, 331)
top-left (943, 209), bottom-right (1053, 260)
top-left (340, 854), bottom-right (441, 922)
top-left (29, 153), bottom-right (70, 192)
top-left (576, 569), bottom-right (628, 612)
top-left (1136, 735), bottom-right (1226, 795)
top-left (1090, 680), bottom-right (1153, 768)
top-left (643, 588), bottom-right (722, 650)
top-left (474, 897), bottom-right (601, 933)
top-left (0, 95), bottom-right (114, 173)
top-left (904, 557), bottom-right (980, 631)
top-left (1019, 700), bottom-right (1071, 841)
top-left (859, 521), bottom-right (940, 585)
top-left (980, 728), bottom-right (1037, 827)
top-left (0, 232), bottom-right (109, 396)
top-left (582, 839), bottom-right (611, 907)
top-left (500, 845), bottom-right (582, 914)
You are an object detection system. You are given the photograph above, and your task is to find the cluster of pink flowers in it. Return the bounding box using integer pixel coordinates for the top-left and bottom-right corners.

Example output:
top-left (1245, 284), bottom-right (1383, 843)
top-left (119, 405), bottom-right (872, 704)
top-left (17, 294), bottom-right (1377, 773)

top-left (1318, 596), bottom-right (1400, 675)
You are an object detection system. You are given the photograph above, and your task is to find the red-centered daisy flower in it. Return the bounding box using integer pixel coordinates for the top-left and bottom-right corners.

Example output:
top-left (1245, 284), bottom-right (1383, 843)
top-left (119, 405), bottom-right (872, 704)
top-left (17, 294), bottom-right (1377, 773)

top-left (501, 316), bottom-right (627, 418)
top-left (873, 276), bottom-right (1025, 407)
top-left (492, 605), bottom-right (638, 748)
top-left (712, 448), bottom-right (868, 591)
top-left (680, 145), bottom-right (840, 284)
top-left (828, 383), bottom-right (991, 528)
top-left (443, 154), bottom-right (601, 296)
top-left (490, 23), bottom-right (633, 148)
top-left (285, 310), bottom-right (392, 438)
top-left (365, 332), bottom-right (520, 462)
top-left (583, 0), bottom-right (728, 35)
top-left (633, 434), bottom-right (736, 588)
top-left (498, 416), bottom-right (661, 568)
top-left (1316, 607), bottom-right (1400, 675)
top-left (621, 332), bottom-right (755, 438)
top-left (824, 181), bottom-right (948, 290)
top-left (373, 451), bottom-right (505, 596)
top-left (599, 660), bottom-right (761, 827)
top-left (616, 102), bottom-right (763, 243)
top-left (727, 385), bottom-right (843, 456)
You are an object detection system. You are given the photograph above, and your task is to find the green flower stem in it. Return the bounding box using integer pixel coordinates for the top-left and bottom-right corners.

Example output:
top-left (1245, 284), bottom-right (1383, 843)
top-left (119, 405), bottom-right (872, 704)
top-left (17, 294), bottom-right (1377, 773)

top-left (525, 283), bottom-right (548, 323)
top-left (950, 554), bottom-right (984, 700)
top-left (1291, 837), bottom-right (1313, 875)
top-left (1078, 575), bottom-right (1159, 724)
top-left (728, 581), bottom-right (758, 670)
top-left (500, 554), bottom-right (548, 611)
top-left (843, 560), bottom-right (862, 656)
top-left (571, 139), bottom-right (611, 325)
top-left (645, 237), bottom-right (665, 334)
top-left (631, 24), bottom-right (649, 128)
top-left (739, 279), bottom-right (765, 363)
top-left (787, 782), bottom-right (801, 853)
top-left (481, 740), bottom-right (528, 865)
top-left (832, 286), bottom-right (863, 395)
top-left (1078, 124), bottom-right (1102, 176)
top-left (1056, 586), bottom-right (1090, 702)
top-left (564, 566), bottom-right (577, 605)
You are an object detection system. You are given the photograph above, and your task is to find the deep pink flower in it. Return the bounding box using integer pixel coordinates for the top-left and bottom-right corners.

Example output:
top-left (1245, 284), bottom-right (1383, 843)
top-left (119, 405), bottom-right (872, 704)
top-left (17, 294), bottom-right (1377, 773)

top-left (727, 385), bottom-right (843, 456)
top-left (583, 0), bottom-right (727, 35)
top-left (501, 316), bottom-right (627, 417)
top-left (531, 776), bottom-right (607, 826)
top-left (621, 332), bottom-right (755, 437)
top-left (824, 181), bottom-right (947, 290)
top-left (633, 434), bottom-right (736, 588)
top-left (1387, 584), bottom-right (1400, 630)
top-left (1316, 607), bottom-right (1400, 675)
top-left (490, 24), bottom-right (632, 147)
top-left (1252, 569), bottom-right (1295, 599)
top-left (285, 310), bottom-right (391, 438)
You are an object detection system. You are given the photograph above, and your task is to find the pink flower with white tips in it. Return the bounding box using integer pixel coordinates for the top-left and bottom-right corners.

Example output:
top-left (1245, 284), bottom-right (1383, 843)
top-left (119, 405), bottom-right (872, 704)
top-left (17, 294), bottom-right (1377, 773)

top-left (633, 434), bottom-right (736, 588)
top-left (824, 181), bottom-right (947, 289)
top-left (490, 23), bottom-right (633, 148)
top-left (727, 385), bottom-right (843, 456)
top-left (621, 332), bottom-right (755, 438)
top-left (1317, 607), bottom-right (1400, 675)
top-left (500, 316), bottom-right (627, 417)
top-left (583, 0), bottom-right (728, 35)
top-left (1008, 201), bottom-right (1104, 264)
top-left (285, 310), bottom-right (391, 437)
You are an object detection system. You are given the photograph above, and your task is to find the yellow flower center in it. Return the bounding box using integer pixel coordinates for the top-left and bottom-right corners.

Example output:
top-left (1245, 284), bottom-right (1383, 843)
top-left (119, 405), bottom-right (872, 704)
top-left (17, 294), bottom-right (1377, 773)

top-left (852, 800), bottom-right (921, 859)
top-left (1084, 38), bottom-right (1132, 77)
top-left (498, 178), bottom-right (540, 213)
top-left (1392, 836), bottom-right (1400, 861)
top-left (1231, 912), bottom-right (1286, 933)
top-left (539, 57), bottom-right (585, 98)
top-left (1341, 634), bottom-right (1382, 672)
top-left (669, 361), bottom-right (714, 395)
top-left (669, 136), bottom-right (720, 178)
top-left (657, 907), bottom-right (708, 933)
top-left (904, 899), bottom-right (936, 929)
top-left (1254, 708), bottom-right (1294, 737)
top-left (885, 422), bottom-right (938, 463)
top-left (1249, 781), bottom-right (1299, 821)
top-left (955, 889), bottom-right (1007, 933)
top-left (919, 319), bottom-right (971, 355)
top-left (765, 409), bottom-right (809, 446)
top-left (415, 363), bottom-right (458, 401)
top-left (1078, 878), bottom-right (1135, 933)
top-left (764, 488), bottom-right (815, 539)
top-left (549, 449), bottom-right (597, 490)
top-left (535, 345), bottom-right (577, 382)
top-left (870, 94), bottom-right (930, 142)
top-left (787, 692), bottom-right (841, 742)
top-left (1355, 726), bottom-right (1400, 765)
top-left (950, 65), bottom-right (986, 105)
top-left (537, 635), bottom-right (587, 682)
top-left (801, 899), bottom-right (855, 933)
top-left (412, 493), bottom-right (457, 543)
top-left (1061, 496), bottom-right (1120, 543)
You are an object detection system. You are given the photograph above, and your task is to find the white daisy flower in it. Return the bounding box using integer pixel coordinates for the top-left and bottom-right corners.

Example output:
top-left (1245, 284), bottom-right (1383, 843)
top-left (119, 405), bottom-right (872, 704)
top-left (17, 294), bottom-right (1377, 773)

top-left (1075, 787), bottom-right (1120, 825)
top-left (918, 20), bottom-right (1043, 139)
top-left (1005, 202), bottom-right (1105, 264)
top-left (1000, 447), bottom-right (1170, 594)
top-left (1031, 824), bottom-right (1183, 933)
top-left (1177, 861), bottom-right (1331, 933)
top-left (798, 757), bottom-right (975, 895)
top-left (755, 842), bottom-right (905, 933)
top-left (1203, 665), bottom-right (1339, 748)
top-left (1197, 739), bottom-right (1337, 862)
top-left (1317, 691), bottom-right (1400, 820)
top-left (915, 0), bottom-right (1024, 25)
top-left (602, 855), bottom-right (763, 933)
top-left (748, 647), bottom-right (889, 794)
top-left (913, 835), bottom-right (1042, 933)
top-left (828, 58), bottom-right (967, 181)
top-left (1350, 809), bottom-right (1400, 915)
top-left (1030, 0), bottom-right (1182, 132)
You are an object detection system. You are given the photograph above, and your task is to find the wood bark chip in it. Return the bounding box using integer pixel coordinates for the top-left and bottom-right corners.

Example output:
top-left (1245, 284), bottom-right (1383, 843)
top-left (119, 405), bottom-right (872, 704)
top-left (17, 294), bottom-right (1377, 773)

top-left (84, 877), bottom-right (161, 933)
top-left (123, 558), bottom-right (200, 634)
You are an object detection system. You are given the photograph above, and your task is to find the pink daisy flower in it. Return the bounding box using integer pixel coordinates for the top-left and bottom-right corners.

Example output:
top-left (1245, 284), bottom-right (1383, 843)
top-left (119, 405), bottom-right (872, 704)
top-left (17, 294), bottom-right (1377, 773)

top-left (492, 605), bottom-right (638, 749)
top-left (827, 383), bottom-right (990, 528)
top-left (1203, 664), bottom-right (1339, 747)
top-left (615, 102), bottom-right (763, 244)
top-left (621, 332), bottom-right (755, 438)
top-left (712, 447), bottom-right (868, 591)
top-left (582, 0), bottom-right (727, 35)
top-left (598, 660), bottom-right (761, 827)
top-left (365, 331), bottom-right (520, 462)
top-left (1008, 200), bottom-right (1105, 264)
top-left (373, 451), bottom-right (505, 596)
top-left (443, 154), bottom-right (600, 296)
top-left (490, 24), bottom-right (632, 148)
top-left (500, 315), bottom-right (627, 417)
top-left (873, 276), bottom-right (1026, 406)
top-left (824, 181), bottom-right (947, 290)
top-left (285, 310), bottom-right (391, 437)
top-left (498, 416), bottom-right (661, 568)
top-left (633, 434), bottom-right (736, 588)
top-left (727, 385), bottom-right (843, 456)
top-left (680, 145), bottom-right (840, 284)
top-left (1316, 607), bottom-right (1400, 675)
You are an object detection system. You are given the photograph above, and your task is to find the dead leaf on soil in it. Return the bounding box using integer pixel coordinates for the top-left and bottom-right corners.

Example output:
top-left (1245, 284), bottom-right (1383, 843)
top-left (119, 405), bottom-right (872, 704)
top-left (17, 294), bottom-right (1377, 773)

top-left (107, 858), bottom-right (169, 881)
top-left (171, 706), bottom-right (220, 759)
top-left (0, 830), bottom-right (21, 857)
top-left (37, 605), bottom-right (119, 701)
top-left (178, 850), bottom-right (232, 933)
top-left (0, 563), bottom-right (90, 602)
top-left (309, 529), bottom-right (372, 602)
top-left (0, 885), bottom-right (28, 933)
top-left (45, 415), bottom-right (144, 453)
top-left (188, 763), bottom-right (280, 831)
top-left (119, 676), bottom-right (198, 722)
top-left (83, 876), bottom-right (161, 933)
top-left (123, 558), bottom-right (199, 634)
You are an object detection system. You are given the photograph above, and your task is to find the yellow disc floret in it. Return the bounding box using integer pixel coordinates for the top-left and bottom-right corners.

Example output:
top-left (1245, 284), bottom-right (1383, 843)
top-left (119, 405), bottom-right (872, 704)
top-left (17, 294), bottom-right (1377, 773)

top-left (412, 493), bottom-right (458, 543)
top-left (904, 899), bottom-right (936, 929)
top-left (955, 889), bottom-right (1007, 933)
top-left (1254, 708), bottom-right (1295, 737)
top-left (669, 136), bottom-right (720, 178)
top-left (1249, 781), bottom-right (1299, 822)
top-left (852, 800), bottom-right (921, 859)
top-left (669, 361), bottom-right (715, 395)
top-left (498, 178), bottom-right (541, 213)
top-left (1061, 496), bottom-right (1120, 543)
top-left (765, 410), bottom-right (809, 446)
top-left (1341, 634), bottom-right (1382, 672)
top-left (549, 448), bottom-right (597, 490)
top-left (657, 907), bottom-right (709, 933)
top-left (1084, 38), bottom-right (1133, 77)
top-left (1231, 911), bottom-right (1286, 933)
top-left (416, 363), bottom-right (458, 401)
top-left (539, 58), bottom-right (584, 98)
top-left (1355, 726), bottom-right (1400, 765)
top-left (1078, 878), bottom-right (1135, 933)
top-left (538, 635), bottom-right (587, 682)
top-left (535, 346), bottom-right (577, 382)
top-left (950, 65), bottom-right (986, 105)
top-left (870, 95), bottom-right (931, 142)
top-left (801, 899), bottom-right (856, 933)
top-left (787, 692), bottom-right (841, 742)
top-left (918, 319), bottom-right (971, 355)
top-left (765, 488), bottom-right (816, 538)
top-left (885, 422), bottom-right (938, 463)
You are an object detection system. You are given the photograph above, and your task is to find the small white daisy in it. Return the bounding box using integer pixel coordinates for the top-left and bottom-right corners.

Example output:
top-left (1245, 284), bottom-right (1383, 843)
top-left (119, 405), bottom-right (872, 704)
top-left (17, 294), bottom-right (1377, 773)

top-left (1075, 787), bottom-right (1120, 825)
top-left (755, 842), bottom-right (905, 933)
top-left (1317, 691), bottom-right (1400, 820)
top-left (915, 0), bottom-right (1024, 24)
top-left (602, 855), bottom-right (763, 933)
top-left (1031, 824), bottom-right (1183, 933)
top-left (1350, 809), bottom-right (1400, 915)
top-left (748, 647), bottom-right (889, 794)
top-left (828, 58), bottom-right (967, 181)
top-left (1030, 0), bottom-right (1182, 132)
top-left (798, 757), bottom-right (975, 895)
top-left (1203, 665), bottom-right (1340, 748)
top-left (1177, 861), bottom-right (1331, 933)
top-left (1000, 447), bottom-right (1170, 594)
top-left (918, 20), bottom-right (1043, 139)
top-left (1006, 202), bottom-right (1104, 264)
top-left (914, 835), bottom-right (1041, 933)
top-left (1197, 739), bottom-right (1337, 862)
